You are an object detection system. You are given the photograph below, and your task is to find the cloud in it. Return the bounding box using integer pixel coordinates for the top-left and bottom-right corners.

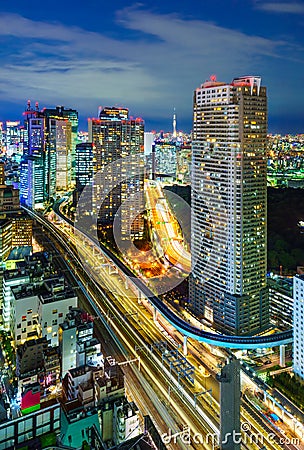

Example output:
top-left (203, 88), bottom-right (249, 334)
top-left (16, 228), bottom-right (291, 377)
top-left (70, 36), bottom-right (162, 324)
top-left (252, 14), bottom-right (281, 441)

top-left (0, 7), bottom-right (303, 130)
top-left (254, 1), bottom-right (304, 14)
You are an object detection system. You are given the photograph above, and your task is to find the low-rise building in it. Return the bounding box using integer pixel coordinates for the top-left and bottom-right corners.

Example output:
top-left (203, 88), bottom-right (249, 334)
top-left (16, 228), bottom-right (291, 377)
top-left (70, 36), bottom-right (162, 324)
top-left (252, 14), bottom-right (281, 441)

top-left (11, 284), bottom-right (40, 344)
top-left (65, 365), bottom-right (93, 401)
top-left (0, 401), bottom-right (60, 448)
top-left (113, 399), bottom-right (140, 446)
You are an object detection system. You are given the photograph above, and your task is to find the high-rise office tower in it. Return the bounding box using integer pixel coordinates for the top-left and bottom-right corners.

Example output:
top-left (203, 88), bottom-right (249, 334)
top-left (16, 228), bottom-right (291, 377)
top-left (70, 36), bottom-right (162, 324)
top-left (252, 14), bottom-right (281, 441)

top-left (75, 142), bottom-right (94, 192)
top-left (43, 106), bottom-right (77, 196)
top-left (88, 107), bottom-right (145, 241)
top-left (217, 359), bottom-right (241, 450)
top-left (5, 121), bottom-right (20, 157)
top-left (190, 75), bottom-right (268, 335)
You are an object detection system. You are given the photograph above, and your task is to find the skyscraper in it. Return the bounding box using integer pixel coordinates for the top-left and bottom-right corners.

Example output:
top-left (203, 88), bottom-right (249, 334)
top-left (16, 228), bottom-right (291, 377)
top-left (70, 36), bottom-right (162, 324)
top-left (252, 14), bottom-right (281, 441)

top-left (75, 142), bottom-right (94, 192)
top-left (293, 275), bottom-right (304, 379)
top-left (0, 122), bottom-right (4, 153)
top-left (190, 75), bottom-right (268, 335)
top-left (20, 103), bottom-right (45, 209)
top-left (88, 107), bottom-right (144, 241)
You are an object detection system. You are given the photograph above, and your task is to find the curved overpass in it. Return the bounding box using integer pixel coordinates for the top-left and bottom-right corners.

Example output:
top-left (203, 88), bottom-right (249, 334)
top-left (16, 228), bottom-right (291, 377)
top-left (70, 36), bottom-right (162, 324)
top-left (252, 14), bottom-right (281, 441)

top-left (29, 203), bottom-right (293, 350)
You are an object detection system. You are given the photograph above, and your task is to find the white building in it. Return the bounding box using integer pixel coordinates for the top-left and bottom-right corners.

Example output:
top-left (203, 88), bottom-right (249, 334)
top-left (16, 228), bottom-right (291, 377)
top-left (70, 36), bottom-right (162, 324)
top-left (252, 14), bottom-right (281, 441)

top-left (293, 275), bottom-right (304, 379)
top-left (55, 119), bottom-right (72, 191)
top-left (5, 121), bottom-right (20, 157)
top-left (190, 75), bottom-right (269, 335)
top-left (268, 277), bottom-right (293, 330)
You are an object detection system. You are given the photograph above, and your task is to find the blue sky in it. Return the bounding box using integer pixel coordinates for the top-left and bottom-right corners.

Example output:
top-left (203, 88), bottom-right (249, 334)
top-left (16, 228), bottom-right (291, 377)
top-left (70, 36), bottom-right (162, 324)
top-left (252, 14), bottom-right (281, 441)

top-left (0, 0), bottom-right (303, 133)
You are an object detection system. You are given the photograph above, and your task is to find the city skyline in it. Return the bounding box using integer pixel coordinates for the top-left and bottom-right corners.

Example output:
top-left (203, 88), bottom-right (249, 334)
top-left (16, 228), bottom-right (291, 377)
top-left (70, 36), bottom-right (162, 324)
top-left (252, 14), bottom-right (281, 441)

top-left (0, 0), bottom-right (304, 133)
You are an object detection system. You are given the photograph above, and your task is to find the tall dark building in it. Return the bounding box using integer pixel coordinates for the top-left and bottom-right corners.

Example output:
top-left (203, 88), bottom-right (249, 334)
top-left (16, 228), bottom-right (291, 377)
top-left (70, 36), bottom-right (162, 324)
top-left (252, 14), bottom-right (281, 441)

top-left (88, 107), bottom-right (145, 241)
top-left (20, 103), bottom-right (78, 209)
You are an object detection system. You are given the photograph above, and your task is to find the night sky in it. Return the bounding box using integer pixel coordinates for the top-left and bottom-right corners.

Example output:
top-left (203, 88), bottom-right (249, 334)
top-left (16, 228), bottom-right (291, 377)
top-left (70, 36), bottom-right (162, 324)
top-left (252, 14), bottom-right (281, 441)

top-left (0, 0), bottom-right (303, 133)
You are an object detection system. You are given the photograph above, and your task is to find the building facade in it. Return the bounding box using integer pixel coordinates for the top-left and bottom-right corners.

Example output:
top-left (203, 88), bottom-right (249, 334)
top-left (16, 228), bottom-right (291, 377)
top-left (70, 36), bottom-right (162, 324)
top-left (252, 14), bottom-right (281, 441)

top-left (20, 103), bottom-right (78, 208)
top-left (190, 75), bottom-right (269, 335)
top-left (11, 215), bottom-right (32, 247)
top-left (75, 142), bottom-right (94, 193)
top-left (152, 141), bottom-right (177, 179)
top-left (0, 219), bottom-right (12, 264)
top-left (268, 277), bottom-right (293, 330)
top-left (5, 121), bottom-right (20, 157)
top-left (293, 275), bottom-right (304, 379)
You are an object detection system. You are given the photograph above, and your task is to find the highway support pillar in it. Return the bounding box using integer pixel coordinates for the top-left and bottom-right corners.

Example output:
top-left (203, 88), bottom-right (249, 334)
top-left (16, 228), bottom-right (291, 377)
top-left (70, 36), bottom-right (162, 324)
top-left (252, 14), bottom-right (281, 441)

top-left (279, 345), bottom-right (286, 367)
top-left (216, 359), bottom-right (241, 450)
top-left (183, 336), bottom-right (188, 356)
top-left (153, 307), bottom-right (158, 322)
